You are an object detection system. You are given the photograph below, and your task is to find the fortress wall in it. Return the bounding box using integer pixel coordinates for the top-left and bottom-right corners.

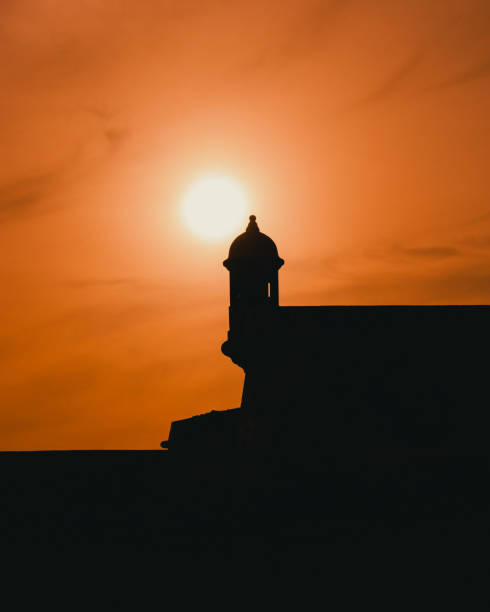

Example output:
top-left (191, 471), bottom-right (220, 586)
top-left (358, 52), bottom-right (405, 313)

top-left (239, 306), bottom-right (490, 454)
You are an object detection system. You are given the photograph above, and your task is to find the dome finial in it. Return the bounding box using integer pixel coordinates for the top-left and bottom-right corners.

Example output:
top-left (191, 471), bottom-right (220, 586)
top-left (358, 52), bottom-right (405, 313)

top-left (246, 214), bottom-right (259, 233)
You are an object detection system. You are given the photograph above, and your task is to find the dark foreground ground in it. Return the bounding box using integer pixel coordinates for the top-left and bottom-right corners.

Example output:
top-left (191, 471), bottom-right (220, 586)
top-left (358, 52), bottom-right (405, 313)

top-left (2, 450), bottom-right (490, 602)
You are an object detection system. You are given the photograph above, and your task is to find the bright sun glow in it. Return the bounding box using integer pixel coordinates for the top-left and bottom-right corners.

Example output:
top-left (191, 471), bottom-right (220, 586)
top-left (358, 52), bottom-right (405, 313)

top-left (181, 175), bottom-right (249, 241)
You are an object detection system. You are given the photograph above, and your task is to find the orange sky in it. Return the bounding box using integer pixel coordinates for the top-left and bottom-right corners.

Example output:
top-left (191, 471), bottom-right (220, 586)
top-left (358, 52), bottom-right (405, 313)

top-left (2, 0), bottom-right (490, 449)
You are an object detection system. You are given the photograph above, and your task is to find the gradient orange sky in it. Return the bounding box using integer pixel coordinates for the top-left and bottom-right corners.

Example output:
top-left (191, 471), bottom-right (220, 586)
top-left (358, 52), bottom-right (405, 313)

top-left (2, 0), bottom-right (490, 449)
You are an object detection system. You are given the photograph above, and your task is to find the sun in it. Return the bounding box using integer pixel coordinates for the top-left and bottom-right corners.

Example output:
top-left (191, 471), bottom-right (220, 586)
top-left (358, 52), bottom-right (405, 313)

top-left (181, 175), bottom-right (249, 241)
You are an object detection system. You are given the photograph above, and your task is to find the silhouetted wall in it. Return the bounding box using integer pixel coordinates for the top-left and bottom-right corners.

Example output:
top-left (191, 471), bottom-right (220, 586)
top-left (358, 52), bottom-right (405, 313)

top-left (224, 305), bottom-right (490, 456)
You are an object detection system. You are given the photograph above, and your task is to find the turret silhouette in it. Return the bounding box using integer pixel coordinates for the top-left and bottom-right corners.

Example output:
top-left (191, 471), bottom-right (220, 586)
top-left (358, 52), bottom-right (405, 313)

top-left (221, 216), bottom-right (283, 371)
top-left (223, 215), bottom-right (284, 308)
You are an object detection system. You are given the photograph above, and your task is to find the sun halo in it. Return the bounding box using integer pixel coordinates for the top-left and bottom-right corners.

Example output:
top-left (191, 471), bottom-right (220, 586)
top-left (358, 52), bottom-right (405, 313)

top-left (180, 175), bottom-right (249, 241)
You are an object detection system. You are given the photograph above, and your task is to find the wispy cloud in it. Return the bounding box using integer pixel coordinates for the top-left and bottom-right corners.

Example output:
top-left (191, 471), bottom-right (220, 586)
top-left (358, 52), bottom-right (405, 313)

top-left (0, 171), bottom-right (60, 223)
top-left (227, 0), bottom-right (348, 78)
top-left (398, 246), bottom-right (461, 259)
top-left (82, 108), bottom-right (128, 152)
top-left (62, 278), bottom-right (139, 289)
top-left (272, 0), bottom-right (349, 63)
top-left (350, 54), bottom-right (423, 109)
top-left (0, 112), bottom-right (128, 223)
top-left (436, 58), bottom-right (490, 89)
